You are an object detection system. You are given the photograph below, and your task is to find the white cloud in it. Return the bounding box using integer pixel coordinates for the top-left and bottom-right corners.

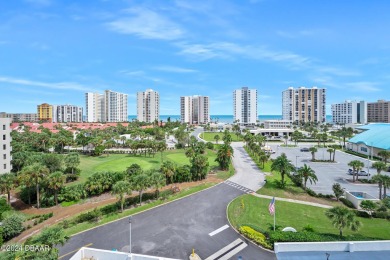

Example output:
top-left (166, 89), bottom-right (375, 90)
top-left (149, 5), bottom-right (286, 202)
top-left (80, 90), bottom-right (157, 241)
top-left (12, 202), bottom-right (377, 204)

top-left (107, 8), bottom-right (185, 40)
top-left (345, 82), bottom-right (381, 92)
top-left (154, 66), bottom-right (197, 73)
top-left (176, 41), bottom-right (311, 68)
top-left (0, 76), bottom-right (96, 92)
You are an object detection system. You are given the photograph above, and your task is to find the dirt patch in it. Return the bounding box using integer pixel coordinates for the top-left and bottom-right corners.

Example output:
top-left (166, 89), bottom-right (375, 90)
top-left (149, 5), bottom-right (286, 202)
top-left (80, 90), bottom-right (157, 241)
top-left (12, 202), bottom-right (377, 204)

top-left (10, 175), bottom-right (223, 243)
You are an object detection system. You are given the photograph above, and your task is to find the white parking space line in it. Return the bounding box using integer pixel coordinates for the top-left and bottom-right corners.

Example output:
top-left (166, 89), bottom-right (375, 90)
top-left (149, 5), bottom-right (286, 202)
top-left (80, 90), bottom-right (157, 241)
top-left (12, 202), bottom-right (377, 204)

top-left (208, 225), bottom-right (230, 237)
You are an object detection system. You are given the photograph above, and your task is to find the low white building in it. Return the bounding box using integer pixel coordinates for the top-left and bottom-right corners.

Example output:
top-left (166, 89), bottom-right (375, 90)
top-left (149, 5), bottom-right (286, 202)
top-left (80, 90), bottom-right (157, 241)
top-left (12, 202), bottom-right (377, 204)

top-left (263, 120), bottom-right (291, 129)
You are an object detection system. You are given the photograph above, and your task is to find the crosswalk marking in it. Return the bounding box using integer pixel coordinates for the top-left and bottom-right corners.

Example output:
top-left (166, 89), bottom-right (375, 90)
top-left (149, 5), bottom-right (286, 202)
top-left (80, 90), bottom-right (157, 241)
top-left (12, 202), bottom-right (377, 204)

top-left (224, 180), bottom-right (254, 194)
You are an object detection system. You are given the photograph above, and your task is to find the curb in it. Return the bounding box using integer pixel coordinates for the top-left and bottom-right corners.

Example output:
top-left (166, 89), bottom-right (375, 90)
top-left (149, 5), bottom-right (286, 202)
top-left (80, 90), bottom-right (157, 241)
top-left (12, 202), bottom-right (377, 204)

top-left (225, 194), bottom-right (275, 254)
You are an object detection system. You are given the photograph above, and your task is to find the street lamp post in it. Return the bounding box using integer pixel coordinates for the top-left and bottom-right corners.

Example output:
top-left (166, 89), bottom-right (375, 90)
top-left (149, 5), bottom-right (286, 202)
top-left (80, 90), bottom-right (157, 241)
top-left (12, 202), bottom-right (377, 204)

top-left (129, 216), bottom-right (132, 255)
top-left (295, 156), bottom-right (300, 169)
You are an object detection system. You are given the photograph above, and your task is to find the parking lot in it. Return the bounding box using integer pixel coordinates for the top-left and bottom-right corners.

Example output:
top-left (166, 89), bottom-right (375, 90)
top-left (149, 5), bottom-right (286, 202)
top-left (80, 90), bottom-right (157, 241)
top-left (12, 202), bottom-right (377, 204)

top-left (268, 143), bottom-right (390, 198)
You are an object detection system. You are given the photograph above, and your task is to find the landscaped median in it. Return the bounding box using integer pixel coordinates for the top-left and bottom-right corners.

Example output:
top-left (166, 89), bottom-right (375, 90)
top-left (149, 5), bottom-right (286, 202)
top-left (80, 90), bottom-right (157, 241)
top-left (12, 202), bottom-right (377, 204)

top-left (227, 194), bottom-right (390, 250)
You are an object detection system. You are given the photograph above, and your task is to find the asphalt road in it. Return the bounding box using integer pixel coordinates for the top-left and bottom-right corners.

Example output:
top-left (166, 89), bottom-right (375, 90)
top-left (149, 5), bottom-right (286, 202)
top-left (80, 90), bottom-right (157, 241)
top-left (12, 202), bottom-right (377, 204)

top-left (58, 136), bottom-right (275, 260)
top-left (268, 144), bottom-right (388, 198)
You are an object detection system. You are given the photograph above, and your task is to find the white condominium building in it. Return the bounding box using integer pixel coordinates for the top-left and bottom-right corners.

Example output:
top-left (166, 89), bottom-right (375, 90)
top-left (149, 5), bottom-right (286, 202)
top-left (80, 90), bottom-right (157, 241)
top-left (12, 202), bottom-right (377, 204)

top-left (180, 95), bottom-right (210, 124)
top-left (85, 92), bottom-right (104, 122)
top-left (331, 100), bottom-right (367, 125)
top-left (0, 118), bottom-right (12, 174)
top-left (137, 89), bottom-right (160, 123)
top-left (85, 90), bottom-right (128, 122)
top-left (104, 90), bottom-right (128, 122)
top-left (233, 87), bottom-right (258, 125)
top-left (53, 105), bottom-right (83, 123)
top-left (282, 87), bottom-right (326, 123)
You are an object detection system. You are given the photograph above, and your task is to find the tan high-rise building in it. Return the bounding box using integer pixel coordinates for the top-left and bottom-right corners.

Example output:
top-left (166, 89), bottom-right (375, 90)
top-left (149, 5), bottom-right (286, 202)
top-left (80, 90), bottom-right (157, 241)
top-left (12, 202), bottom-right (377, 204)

top-left (37, 103), bottom-right (53, 122)
top-left (180, 95), bottom-right (210, 125)
top-left (367, 100), bottom-right (390, 123)
top-left (137, 89), bottom-right (160, 123)
top-left (0, 118), bottom-right (12, 174)
top-left (282, 87), bottom-right (326, 123)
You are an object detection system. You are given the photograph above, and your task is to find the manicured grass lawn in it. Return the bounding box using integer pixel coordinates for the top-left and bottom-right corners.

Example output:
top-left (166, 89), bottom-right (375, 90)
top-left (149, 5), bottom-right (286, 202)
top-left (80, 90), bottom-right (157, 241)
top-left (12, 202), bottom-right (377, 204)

top-left (228, 195), bottom-right (390, 240)
top-left (75, 149), bottom-right (219, 184)
top-left (200, 132), bottom-right (242, 142)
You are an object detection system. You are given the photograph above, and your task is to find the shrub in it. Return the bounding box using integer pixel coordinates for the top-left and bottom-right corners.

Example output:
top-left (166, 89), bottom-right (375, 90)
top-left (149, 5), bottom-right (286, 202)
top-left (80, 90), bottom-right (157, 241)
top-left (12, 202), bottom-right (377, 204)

top-left (340, 198), bottom-right (355, 208)
top-left (239, 226), bottom-right (272, 249)
top-left (302, 224), bottom-right (315, 232)
top-left (206, 142), bottom-right (214, 149)
top-left (0, 198), bottom-right (11, 221)
top-left (355, 210), bottom-right (370, 218)
top-left (372, 211), bottom-right (389, 219)
top-left (59, 184), bottom-right (87, 202)
top-left (268, 231), bottom-right (336, 245)
top-left (75, 208), bottom-right (102, 223)
top-left (1, 213), bottom-right (25, 241)
top-left (306, 188), bottom-right (317, 197)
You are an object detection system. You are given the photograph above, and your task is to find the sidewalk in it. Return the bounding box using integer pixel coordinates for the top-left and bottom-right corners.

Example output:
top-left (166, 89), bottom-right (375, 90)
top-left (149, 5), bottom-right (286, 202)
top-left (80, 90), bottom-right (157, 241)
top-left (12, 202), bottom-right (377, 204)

top-left (251, 193), bottom-right (333, 209)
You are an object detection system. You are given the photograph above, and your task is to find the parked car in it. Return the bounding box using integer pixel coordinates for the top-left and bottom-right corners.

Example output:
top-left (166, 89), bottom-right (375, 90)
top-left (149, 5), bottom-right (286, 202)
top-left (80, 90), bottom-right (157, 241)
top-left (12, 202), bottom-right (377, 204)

top-left (300, 147), bottom-right (310, 152)
top-left (347, 169), bottom-right (370, 176)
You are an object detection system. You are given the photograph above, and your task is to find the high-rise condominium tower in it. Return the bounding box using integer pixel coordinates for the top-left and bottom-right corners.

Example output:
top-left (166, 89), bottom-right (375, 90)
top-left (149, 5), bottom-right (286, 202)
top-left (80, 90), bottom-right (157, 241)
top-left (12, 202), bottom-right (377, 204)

top-left (85, 90), bottom-right (128, 122)
top-left (331, 100), bottom-right (367, 124)
top-left (282, 87), bottom-right (326, 123)
top-left (104, 90), bottom-right (128, 122)
top-left (52, 105), bottom-right (83, 123)
top-left (180, 95), bottom-right (210, 124)
top-left (0, 118), bottom-right (12, 174)
top-left (367, 100), bottom-right (390, 123)
top-left (137, 89), bottom-right (160, 123)
top-left (233, 87), bottom-right (258, 125)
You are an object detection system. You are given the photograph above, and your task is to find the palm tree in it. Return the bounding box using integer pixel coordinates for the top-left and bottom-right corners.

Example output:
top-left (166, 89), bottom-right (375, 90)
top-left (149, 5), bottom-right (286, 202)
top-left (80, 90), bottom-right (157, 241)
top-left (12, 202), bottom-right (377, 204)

top-left (22, 163), bottom-right (49, 208)
top-left (160, 161), bottom-right (176, 185)
top-left (214, 134), bottom-right (220, 144)
top-left (309, 147), bottom-right (317, 161)
top-left (215, 144), bottom-right (233, 170)
top-left (297, 164), bottom-right (318, 189)
top-left (222, 130), bottom-right (232, 145)
top-left (148, 170), bottom-right (166, 198)
top-left (18, 170), bottom-right (34, 205)
top-left (271, 153), bottom-right (295, 186)
top-left (0, 173), bottom-right (16, 205)
top-left (338, 127), bottom-right (354, 149)
top-left (327, 148), bottom-right (333, 161)
top-left (47, 171), bottom-right (65, 206)
top-left (156, 141), bottom-right (167, 163)
top-left (259, 152), bottom-right (270, 169)
top-left (64, 153), bottom-right (80, 175)
top-left (112, 180), bottom-right (131, 212)
top-left (378, 150), bottom-right (390, 165)
top-left (325, 206), bottom-right (361, 238)
top-left (132, 173), bottom-right (150, 205)
top-left (348, 160), bottom-right (364, 182)
top-left (371, 174), bottom-right (385, 199)
top-left (372, 161), bottom-right (387, 175)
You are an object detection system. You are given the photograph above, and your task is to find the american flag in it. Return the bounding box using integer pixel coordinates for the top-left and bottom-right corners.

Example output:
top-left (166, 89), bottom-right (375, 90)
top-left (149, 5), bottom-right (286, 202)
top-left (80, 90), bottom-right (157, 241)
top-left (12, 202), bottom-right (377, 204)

top-left (269, 197), bottom-right (275, 215)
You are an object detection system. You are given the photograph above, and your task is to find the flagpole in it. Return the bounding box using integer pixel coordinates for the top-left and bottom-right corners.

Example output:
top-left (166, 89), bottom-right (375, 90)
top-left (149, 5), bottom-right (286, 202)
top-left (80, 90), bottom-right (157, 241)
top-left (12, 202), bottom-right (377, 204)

top-left (273, 207), bottom-right (276, 231)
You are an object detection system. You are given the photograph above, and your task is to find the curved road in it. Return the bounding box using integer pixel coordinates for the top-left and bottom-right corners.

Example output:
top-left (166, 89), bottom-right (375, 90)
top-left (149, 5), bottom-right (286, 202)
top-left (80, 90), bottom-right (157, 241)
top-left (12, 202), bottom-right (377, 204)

top-left (59, 131), bottom-right (274, 260)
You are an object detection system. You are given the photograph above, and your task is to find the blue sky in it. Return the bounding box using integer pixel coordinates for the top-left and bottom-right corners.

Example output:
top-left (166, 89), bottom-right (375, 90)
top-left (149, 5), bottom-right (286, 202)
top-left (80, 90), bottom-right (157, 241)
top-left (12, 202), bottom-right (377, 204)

top-left (1, 0), bottom-right (389, 115)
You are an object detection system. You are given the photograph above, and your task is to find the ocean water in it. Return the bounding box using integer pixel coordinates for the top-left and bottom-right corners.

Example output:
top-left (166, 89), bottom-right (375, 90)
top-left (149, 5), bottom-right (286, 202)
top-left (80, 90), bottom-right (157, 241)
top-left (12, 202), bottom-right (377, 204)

top-left (128, 115), bottom-right (332, 123)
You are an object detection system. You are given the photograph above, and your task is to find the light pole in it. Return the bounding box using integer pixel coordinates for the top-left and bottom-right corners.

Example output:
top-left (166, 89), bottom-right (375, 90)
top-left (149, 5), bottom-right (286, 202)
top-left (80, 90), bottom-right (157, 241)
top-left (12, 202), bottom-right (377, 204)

top-left (295, 156), bottom-right (300, 169)
top-left (129, 216), bottom-right (132, 255)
